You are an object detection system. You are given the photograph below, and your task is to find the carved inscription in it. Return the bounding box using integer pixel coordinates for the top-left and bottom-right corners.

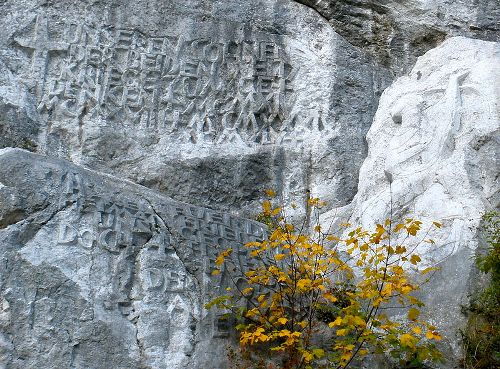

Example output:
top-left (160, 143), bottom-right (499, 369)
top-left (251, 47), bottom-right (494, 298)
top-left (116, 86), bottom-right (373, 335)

top-left (12, 14), bottom-right (328, 145)
top-left (56, 172), bottom-right (266, 285)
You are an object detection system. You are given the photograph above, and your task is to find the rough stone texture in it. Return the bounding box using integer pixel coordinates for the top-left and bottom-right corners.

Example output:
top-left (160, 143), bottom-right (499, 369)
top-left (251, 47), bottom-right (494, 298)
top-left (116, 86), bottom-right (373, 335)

top-left (0, 148), bottom-right (266, 369)
top-left (0, 0), bottom-right (387, 217)
top-left (323, 37), bottom-right (499, 366)
top-left (295, 0), bottom-right (500, 76)
top-left (0, 0), bottom-right (499, 367)
top-left (0, 59), bottom-right (39, 151)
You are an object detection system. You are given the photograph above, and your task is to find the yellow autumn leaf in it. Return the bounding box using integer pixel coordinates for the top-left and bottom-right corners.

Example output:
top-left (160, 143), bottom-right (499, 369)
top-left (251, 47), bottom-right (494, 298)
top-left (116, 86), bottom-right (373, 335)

top-left (340, 352), bottom-right (352, 361)
top-left (381, 284), bottom-right (393, 297)
top-left (297, 279), bottom-right (312, 290)
top-left (277, 317), bottom-right (288, 325)
top-left (268, 265), bottom-right (279, 274)
top-left (242, 287), bottom-right (254, 295)
top-left (312, 348), bottom-right (325, 358)
top-left (265, 189), bottom-right (276, 197)
top-left (262, 200), bottom-right (271, 214)
top-left (426, 330), bottom-right (442, 340)
top-left (307, 197), bottom-right (320, 206)
top-left (211, 269), bottom-right (220, 276)
top-left (327, 235), bottom-right (341, 241)
top-left (274, 253), bottom-right (286, 261)
top-left (410, 254), bottom-right (422, 265)
top-left (412, 326), bottom-right (422, 335)
top-left (421, 266), bottom-right (437, 275)
top-left (400, 333), bottom-right (417, 349)
top-left (336, 329), bottom-right (349, 336)
top-left (395, 245), bottom-right (407, 254)
top-left (401, 285), bottom-right (413, 294)
top-left (245, 308), bottom-right (259, 318)
top-left (302, 351), bottom-right (314, 362)
top-left (394, 223), bottom-right (405, 232)
top-left (215, 255), bottom-right (225, 266)
top-left (328, 316), bottom-right (342, 328)
top-left (432, 221), bottom-right (442, 228)
top-left (271, 207), bottom-right (281, 216)
top-left (408, 308), bottom-right (420, 321)
top-left (352, 316), bottom-right (366, 328)
top-left (407, 222), bottom-right (421, 236)
top-left (277, 274), bottom-right (288, 282)
top-left (250, 250), bottom-right (260, 257)
top-left (324, 292), bottom-right (338, 303)
top-left (278, 329), bottom-right (291, 337)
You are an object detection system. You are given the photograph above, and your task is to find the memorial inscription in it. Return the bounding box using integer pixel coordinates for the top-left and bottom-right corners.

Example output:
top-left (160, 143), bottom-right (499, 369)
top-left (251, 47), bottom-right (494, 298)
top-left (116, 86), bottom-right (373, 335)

top-left (54, 170), bottom-right (266, 286)
top-left (13, 14), bottom-right (326, 145)
top-left (41, 164), bottom-right (267, 344)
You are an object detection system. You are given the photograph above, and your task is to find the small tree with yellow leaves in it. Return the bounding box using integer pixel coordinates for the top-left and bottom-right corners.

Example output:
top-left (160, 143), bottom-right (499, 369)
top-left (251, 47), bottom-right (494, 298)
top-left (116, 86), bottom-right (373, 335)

top-left (206, 190), bottom-right (443, 369)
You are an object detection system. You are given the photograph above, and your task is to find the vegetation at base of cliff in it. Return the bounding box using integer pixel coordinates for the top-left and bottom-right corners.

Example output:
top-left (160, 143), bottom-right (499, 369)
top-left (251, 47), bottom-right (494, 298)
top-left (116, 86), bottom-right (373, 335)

top-left (206, 190), bottom-right (443, 369)
top-left (461, 211), bottom-right (500, 369)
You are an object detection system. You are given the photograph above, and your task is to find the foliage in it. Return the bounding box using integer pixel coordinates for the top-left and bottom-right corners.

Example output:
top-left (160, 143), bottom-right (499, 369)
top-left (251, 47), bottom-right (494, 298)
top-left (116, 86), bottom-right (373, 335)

top-left (461, 211), bottom-right (500, 369)
top-left (206, 191), bottom-right (443, 369)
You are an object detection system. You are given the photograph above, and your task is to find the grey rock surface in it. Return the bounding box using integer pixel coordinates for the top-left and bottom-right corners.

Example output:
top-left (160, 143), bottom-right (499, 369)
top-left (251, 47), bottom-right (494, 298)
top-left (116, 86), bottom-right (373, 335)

top-left (295, 0), bottom-right (500, 76)
top-left (0, 0), bottom-right (386, 217)
top-left (0, 0), bottom-right (499, 368)
top-left (0, 59), bottom-right (39, 151)
top-left (0, 148), bottom-right (266, 369)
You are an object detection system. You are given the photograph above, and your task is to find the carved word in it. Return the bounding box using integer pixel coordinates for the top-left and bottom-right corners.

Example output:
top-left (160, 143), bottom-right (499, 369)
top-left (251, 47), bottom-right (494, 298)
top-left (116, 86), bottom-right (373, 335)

top-left (144, 268), bottom-right (193, 292)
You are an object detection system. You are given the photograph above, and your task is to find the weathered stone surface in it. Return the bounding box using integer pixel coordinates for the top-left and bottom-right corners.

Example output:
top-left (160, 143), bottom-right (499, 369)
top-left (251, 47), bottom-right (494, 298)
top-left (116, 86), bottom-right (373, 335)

top-left (323, 37), bottom-right (499, 366)
top-left (0, 0), bottom-right (385, 217)
top-left (0, 148), bottom-right (266, 369)
top-left (0, 0), bottom-right (498, 366)
top-left (295, 0), bottom-right (500, 76)
top-left (0, 59), bottom-right (39, 151)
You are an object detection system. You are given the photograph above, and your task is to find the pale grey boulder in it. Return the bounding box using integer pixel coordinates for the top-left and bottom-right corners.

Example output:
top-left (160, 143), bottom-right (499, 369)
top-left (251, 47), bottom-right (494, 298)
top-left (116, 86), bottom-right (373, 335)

top-left (0, 148), bottom-right (266, 369)
top-left (322, 37), bottom-right (500, 367)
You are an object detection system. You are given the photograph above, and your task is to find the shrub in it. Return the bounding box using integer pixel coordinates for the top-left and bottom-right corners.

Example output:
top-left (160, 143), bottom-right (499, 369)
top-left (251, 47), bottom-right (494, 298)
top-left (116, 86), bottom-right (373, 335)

top-left (461, 211), bottom-right (500, 369)
top-left (206, 191), bottom-right (443, 369)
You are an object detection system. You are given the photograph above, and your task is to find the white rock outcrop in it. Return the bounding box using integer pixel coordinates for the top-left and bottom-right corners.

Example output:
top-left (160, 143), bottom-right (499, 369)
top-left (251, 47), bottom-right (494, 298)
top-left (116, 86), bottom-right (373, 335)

top-left (324, 36), bottom-right (499, 361)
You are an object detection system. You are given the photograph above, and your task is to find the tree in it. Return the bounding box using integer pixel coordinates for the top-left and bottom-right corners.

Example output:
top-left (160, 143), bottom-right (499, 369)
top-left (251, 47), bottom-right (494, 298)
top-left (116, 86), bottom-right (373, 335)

top-left (206, 190), bottom-right (443, 369)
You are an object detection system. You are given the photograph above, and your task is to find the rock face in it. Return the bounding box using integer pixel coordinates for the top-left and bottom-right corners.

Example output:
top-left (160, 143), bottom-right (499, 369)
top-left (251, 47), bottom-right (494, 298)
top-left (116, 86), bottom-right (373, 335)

top-left (0, 0), bottom-right (386, 217)
top-left (323, 37), bottom-right (499, 364)
top-left (0, 60), bottom-right (39, 151)
top-left (0, 0), bottom-right (499, 367)
top-left (0, 148), bottom-right (266, 369)
top-left (296, 0), bottom-right (500, 76)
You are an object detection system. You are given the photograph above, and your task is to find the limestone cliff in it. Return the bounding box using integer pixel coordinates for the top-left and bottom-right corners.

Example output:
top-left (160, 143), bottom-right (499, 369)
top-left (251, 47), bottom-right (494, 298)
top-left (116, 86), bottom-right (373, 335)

top-left (0, 0), bottom-right (498, 368)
